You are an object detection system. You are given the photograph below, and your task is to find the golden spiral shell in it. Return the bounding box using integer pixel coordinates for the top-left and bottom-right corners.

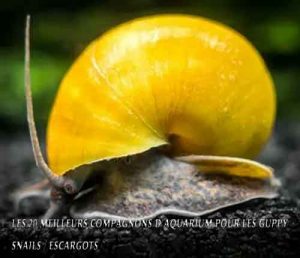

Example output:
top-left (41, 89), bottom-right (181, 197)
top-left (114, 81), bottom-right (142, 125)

top-left (47, 14), bottom-right (276, 175)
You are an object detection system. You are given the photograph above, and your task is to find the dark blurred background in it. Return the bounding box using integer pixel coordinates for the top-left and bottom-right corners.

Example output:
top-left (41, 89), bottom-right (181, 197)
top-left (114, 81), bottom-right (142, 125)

top-left (0, 0), bottom-right (300, 135)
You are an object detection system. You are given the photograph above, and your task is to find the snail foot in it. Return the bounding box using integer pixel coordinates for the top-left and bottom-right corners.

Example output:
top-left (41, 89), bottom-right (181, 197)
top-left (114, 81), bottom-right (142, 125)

top-left (70, 153), bottom-right (279, 220)
top-left (12, 180), bottom-right (75, 218)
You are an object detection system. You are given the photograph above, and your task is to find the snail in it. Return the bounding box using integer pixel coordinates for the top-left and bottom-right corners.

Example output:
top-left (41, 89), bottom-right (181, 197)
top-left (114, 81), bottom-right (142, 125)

top-left (16, 14), bottom-right (279, 219)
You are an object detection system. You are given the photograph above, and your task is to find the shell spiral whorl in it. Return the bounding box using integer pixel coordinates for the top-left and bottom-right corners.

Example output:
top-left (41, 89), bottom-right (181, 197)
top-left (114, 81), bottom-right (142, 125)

top-left (47, 14), bottom-right (276, 175)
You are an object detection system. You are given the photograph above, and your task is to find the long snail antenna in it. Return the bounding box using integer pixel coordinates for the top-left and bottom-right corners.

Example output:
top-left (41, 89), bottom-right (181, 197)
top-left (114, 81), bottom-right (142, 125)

top-left (24, 15), bottom-right (64, 188)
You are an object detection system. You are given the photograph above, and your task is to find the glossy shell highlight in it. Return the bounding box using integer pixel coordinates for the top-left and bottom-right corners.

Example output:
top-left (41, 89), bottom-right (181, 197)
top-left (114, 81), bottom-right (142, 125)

top-left (47, 14), bottom-right (276, 175)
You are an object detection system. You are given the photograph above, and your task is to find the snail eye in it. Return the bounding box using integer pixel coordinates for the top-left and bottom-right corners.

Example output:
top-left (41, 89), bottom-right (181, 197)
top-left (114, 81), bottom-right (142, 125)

top-left (123, 156), bottom-right (133, 165)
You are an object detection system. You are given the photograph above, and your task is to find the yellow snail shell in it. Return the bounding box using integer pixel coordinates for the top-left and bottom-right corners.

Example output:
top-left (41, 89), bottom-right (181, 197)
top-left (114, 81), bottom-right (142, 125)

top-left (22, 14), bottom-right (278, 219)
top-left (46, 14), bottom-right (276, 176)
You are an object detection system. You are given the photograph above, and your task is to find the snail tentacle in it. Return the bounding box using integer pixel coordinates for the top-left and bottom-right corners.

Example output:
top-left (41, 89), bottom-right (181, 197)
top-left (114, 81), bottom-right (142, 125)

top-left (24, 15), bottom-right (66, 189)
top-left (43, 187), bottom-right (75, 219)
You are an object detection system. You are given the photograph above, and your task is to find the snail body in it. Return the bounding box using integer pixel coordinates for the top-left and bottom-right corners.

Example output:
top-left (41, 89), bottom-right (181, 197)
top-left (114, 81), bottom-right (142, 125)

top-left (47, 14), bottom-right (275, 176)
top-left (21, 15), bottom-right (278, 219)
